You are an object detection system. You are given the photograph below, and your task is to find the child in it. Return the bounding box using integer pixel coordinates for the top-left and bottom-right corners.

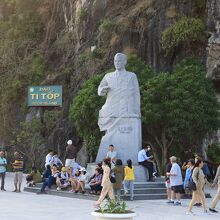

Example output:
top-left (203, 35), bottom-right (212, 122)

top-left (124, 159), bottom-right (135, 201)
top-left (75, 167), bottom-right (87, 194)
top-left (56, 167), bottom-right (70, 191)
top-left (89, 168), bottom-right (103, 195)
top-left (113, 159), bottom-right (124, 200)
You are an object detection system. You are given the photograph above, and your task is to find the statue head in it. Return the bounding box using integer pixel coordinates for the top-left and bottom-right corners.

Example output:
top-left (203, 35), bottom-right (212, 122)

top-left (114, 53), bottom-right (127, 71)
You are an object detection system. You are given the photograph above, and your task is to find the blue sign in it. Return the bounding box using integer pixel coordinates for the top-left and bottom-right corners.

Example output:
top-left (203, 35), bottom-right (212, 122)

top-left (28, 86), bottom-right (62, 107)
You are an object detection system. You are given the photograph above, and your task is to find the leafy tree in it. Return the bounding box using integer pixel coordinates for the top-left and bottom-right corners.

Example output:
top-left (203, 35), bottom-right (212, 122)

top-left (206, 143), bottom-right (220, 163)
top-left (43, 109), bottom-right (62, 133)
top-left (141, 58), bottom-right (219, 171)
top-left (69, 55), bottom-right (154, 159)
top-left (13, 118), bottom-right (45, 168)
top-left (0, 1), bottom-right (44, 144)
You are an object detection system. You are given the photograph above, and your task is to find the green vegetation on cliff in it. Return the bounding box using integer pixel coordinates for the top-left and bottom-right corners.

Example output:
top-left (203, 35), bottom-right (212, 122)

top-left (161, 17), bottom-right (207, 55)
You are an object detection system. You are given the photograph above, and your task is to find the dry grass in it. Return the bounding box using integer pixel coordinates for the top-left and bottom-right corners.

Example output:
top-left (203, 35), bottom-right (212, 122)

top-left (129, 0), bottom-right (155, 17)
top-left (123, 47), bottom-right (138, 56)
top-left (110, 33), bottom-right (120, 47)
top-left (166, 3), bottom-right (178, 18)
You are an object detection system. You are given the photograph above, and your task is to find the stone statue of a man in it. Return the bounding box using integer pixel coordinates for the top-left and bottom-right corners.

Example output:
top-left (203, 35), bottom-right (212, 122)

top-left (96, 53), bottom-right (142, 164)
top-left (98, 53), bottom-right (141, 130)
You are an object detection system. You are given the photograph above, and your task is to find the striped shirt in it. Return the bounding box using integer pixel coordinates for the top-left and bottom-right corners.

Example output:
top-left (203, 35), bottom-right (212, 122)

top-left (13, 157), bottom-right (24, 172)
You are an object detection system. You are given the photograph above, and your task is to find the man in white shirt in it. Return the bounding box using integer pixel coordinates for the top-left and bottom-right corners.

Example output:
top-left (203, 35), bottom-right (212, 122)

top-left (138, 146), bottom-right (154, 181)
top-left (166, 156), bottom-right (183, 206)
top-left (45, 149), bottom-right (53, 168)
top-left (106, 145), bottom-right (117, 164)
top-left (50, 151), bottom-right (63, 168)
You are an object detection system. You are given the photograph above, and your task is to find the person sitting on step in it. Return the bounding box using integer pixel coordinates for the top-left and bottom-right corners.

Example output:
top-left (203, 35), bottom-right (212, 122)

top-left (56, 167), bottom-right (70, 191)
top-left (138, 146), bottom-right (154, 181)
top-left (74, 167), bottom-right (87, 194)
top-left (37, 164), bottom-right (59, 194)
top-left (89, 168), bottom-right (103, 195)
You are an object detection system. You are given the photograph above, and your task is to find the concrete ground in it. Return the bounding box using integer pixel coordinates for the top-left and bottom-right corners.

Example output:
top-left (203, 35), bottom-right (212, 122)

top-left (0, 173), bottom-right (219, 220)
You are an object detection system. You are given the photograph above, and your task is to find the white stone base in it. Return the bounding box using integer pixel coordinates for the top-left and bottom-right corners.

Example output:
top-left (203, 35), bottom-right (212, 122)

top-left (96, 118), bottom-right (141, 164)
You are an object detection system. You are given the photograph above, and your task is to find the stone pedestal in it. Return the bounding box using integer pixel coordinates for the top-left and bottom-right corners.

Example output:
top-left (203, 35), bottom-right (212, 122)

top-left (86, 163), bottom-right (149, 182)
top-left (96, 118), bottom-right (141, 165)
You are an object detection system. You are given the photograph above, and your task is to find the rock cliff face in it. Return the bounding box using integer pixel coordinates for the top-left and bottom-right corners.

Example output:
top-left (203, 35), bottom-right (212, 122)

top-left (204, 0), bottom-right (220, 154)
top-left (1, 0), bottom-right (219, 163)
top-left (207, 0), bottom-right (220, 94)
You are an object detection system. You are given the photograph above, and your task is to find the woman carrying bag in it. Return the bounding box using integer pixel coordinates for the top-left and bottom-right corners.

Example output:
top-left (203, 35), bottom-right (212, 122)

top-left (187, 158), bottom-right (209, 215)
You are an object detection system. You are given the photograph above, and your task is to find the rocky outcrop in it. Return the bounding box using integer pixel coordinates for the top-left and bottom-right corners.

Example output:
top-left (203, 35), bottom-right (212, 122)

top-left (207, 0), bottom-right (220, 90)
top-left (42, 0), bottom-right (211, 162)
top-left (203, 0), bottom-right (220, 156)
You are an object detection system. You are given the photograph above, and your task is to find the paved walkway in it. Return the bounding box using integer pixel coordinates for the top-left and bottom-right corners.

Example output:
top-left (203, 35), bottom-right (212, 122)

top-left (0, 173), bottom-right (219, 220)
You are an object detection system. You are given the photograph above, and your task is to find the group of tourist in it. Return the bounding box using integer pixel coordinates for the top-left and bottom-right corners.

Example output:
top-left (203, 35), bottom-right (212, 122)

top-left (37, 143), bottom-right (136, 203)
top-left (165, 155), bottom-right (220, 215)
top-left (0, 141), bottom-right (219, 215)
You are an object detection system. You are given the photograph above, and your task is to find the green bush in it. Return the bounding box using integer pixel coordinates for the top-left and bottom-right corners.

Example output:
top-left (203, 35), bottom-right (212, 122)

top-left (161, 17), bottom-right (207, 55)
top-left (99, 19), bottom-right (115, 33)
top-left (44, 110), bottom-right (62, 132)
top-left (206, 143), bottom-right (220, 163)
top-left (13, 118), bottom-right (45, 168)
top-left (76, 8), bottom-right (87, 23)
top-left (195, 0), bottom-right (206, 9)
top-left (91, 48), bottom-right (106, 59)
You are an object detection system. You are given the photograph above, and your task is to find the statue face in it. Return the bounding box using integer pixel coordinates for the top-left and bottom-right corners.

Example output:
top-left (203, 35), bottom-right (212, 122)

top-left (114, 55), bottom-right (127, 71)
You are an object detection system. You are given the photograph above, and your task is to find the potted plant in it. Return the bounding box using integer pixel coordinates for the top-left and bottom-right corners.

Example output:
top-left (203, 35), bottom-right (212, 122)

top-left (91, 200), bottom-right (136, 220)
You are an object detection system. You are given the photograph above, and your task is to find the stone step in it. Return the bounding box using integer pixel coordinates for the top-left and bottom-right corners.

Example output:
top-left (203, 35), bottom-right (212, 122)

top-left (132, 182), bottom-right (165, 188)
top-left (30, 185), bottom-right (166, 194)
top-left (121, 188), bottom-right (166, 194)
top-left (24, 186), bottom-right (167, 200)
top-left (24, 186), bottom-right (98, 200)
top-left (121, 194), bottom-right (167, 200)
top-left (35, 182), bottom-right (165, 189)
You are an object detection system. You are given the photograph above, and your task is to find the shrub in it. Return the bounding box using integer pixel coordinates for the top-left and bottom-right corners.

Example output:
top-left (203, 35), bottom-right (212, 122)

top-left (99, 19), bottom-right (115, 33)
top-left (91, 48), bottom-right (106, 59)
top-left (76, 8), bottom-right (87, 23)
top-left (44, 109), bottom-right (61, 132)
top-left (206, 143), bottom-right (220, 163)
top-left (161, 17), bottom-right (207, 55)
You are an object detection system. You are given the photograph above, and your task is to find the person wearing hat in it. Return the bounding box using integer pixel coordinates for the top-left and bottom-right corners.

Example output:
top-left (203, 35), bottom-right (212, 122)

top-left (74, 167), bottom-right (87, 194)
top-left (56, 167), bottom-right (70, 191)
top-left (64, 140), bottom-right (77, 178)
